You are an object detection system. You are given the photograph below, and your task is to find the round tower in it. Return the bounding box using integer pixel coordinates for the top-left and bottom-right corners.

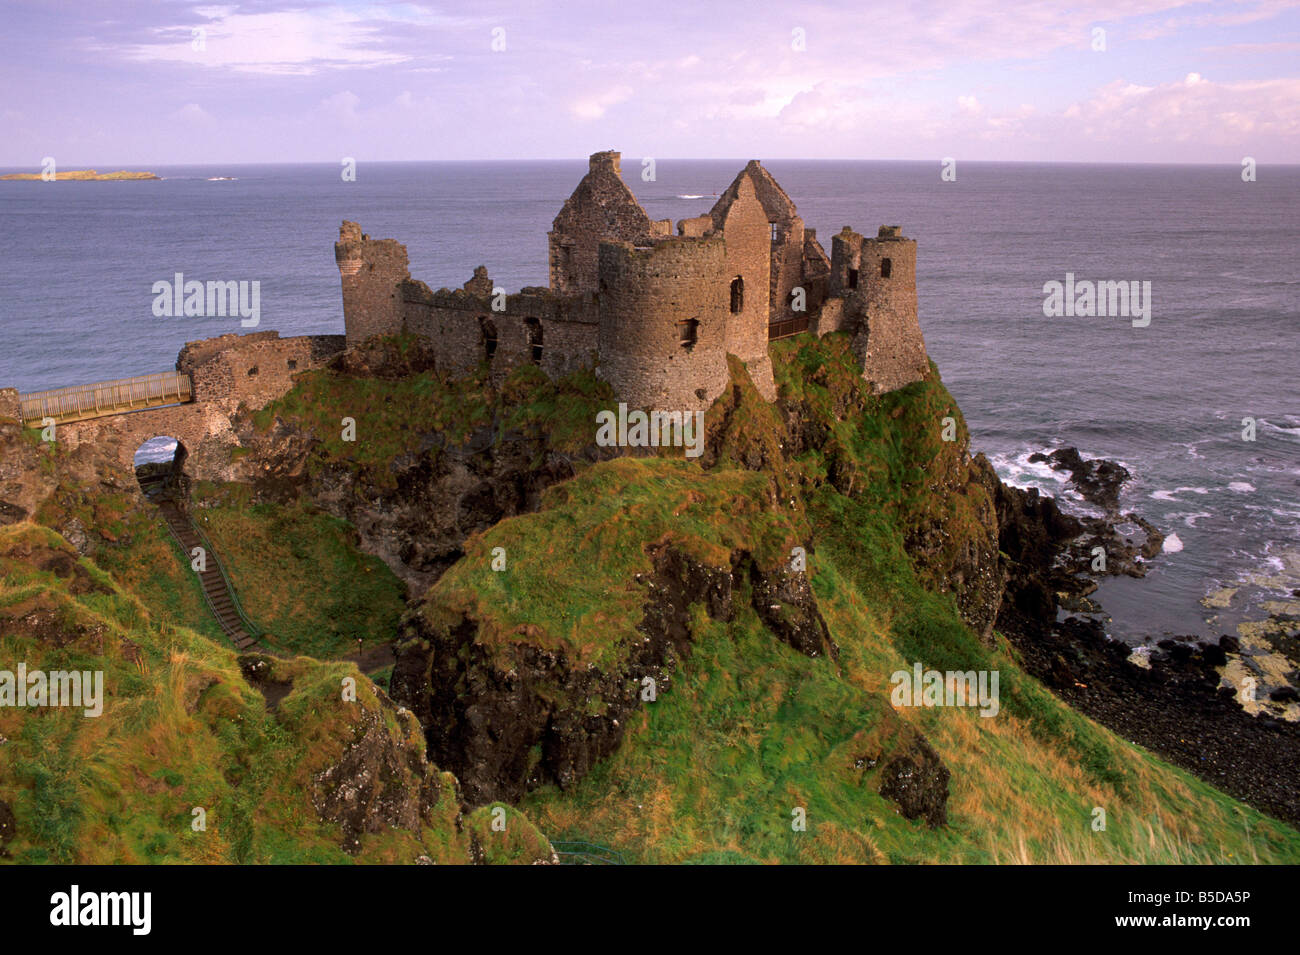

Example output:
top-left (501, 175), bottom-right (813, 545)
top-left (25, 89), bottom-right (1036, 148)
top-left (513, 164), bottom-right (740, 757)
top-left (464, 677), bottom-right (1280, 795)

top-left (596, 237), bottom-right (729, 411)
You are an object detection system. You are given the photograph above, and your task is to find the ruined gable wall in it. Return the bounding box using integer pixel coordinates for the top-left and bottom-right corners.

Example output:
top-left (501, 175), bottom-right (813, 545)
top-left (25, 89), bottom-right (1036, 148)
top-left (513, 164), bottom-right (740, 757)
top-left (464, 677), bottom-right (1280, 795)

top-left (715, 177), bottom-right (777, 401)
top-left (548, 152), bottom-right (654, 295)
top-left (800, 229), bottom-right (831, 314)
top-left (336, 221), bottom-right (410, 346)
top-left (596, 238), bottom-right (729, 411)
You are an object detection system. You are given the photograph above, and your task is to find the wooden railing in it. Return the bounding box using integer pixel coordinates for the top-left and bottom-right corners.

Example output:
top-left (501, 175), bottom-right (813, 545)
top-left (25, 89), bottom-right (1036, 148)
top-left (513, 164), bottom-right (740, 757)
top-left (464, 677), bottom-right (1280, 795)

top-left (768, 316), bottom-right (811, 341)
top-left (19, 371), bottom-right (193, 425)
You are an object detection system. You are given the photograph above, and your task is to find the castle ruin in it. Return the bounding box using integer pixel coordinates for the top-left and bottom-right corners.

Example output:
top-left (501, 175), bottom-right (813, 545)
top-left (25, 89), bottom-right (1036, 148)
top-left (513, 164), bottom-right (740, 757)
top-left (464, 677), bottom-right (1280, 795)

top-left (336, 151), bottom-right (929, 409)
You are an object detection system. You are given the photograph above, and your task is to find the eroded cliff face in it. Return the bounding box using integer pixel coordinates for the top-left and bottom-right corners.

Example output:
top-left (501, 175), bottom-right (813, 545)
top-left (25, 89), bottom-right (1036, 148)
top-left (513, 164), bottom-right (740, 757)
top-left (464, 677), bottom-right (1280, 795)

top-left (390, 540), bottom-right (948, 826)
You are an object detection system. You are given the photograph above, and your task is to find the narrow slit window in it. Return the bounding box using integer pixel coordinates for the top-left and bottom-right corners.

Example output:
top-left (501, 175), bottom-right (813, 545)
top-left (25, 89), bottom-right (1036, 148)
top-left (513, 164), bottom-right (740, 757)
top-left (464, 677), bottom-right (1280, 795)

top-left (730, 276), bottom-right (744, 314)
top-left (881, 258), bottom-right (892, 279)
top-left (525, 318), bottom-right (543, 364)
top-left (677, 318), bottom-right (699, 351)
top-left (479, 317), bottom-right (498, 360)
top-left (847, 268), bottom-right (859, 290)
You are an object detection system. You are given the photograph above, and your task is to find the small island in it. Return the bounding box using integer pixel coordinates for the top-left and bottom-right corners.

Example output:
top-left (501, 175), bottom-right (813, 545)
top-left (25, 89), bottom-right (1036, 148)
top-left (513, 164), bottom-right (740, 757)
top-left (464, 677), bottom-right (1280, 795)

top-left (0, 168), bottom-right (160, 181)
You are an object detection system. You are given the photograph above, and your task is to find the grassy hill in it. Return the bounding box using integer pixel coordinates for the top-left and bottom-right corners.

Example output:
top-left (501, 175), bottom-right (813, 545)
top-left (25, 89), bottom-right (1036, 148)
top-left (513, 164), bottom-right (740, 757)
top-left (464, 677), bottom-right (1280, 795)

top-left (3, 331), bottom-right (1296, 863)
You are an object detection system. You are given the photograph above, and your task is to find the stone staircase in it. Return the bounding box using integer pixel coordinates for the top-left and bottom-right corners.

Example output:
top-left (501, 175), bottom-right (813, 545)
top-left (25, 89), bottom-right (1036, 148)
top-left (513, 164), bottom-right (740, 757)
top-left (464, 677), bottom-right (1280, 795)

top-left (156, 499), bottom-right (259, 650)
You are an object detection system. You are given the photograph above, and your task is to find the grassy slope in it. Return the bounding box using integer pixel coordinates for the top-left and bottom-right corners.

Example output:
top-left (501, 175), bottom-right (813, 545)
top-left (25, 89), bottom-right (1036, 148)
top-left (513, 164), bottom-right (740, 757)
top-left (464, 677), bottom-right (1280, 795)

top-left (469, 456), bottom-right (1297, 863)
top-left (491, 336), bottom-right (1297, 863)
top-left (9, 334), bottom-right (1297, 864)
top-left (189, 482), bottom-right (407, 658)
top-left (35, 471), bottom-right (407, 661)
top-left (0, 522), bottom-right (547, 863)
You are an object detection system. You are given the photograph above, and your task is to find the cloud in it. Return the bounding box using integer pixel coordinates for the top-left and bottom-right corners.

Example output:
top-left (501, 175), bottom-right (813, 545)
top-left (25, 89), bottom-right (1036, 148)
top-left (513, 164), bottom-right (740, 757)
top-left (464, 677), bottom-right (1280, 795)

top-left (570, 85), bottom-right (633, 120)
top-left (1052, 72), bottom-right (1300, 145)
top-left (172, 102), bottom-right (214, 123)
top-left (115, 7), bottom-right (446, 75)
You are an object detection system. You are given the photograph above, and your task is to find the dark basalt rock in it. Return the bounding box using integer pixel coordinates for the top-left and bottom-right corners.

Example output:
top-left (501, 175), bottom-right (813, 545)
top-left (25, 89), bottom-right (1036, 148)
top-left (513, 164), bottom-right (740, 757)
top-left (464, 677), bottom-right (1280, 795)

top-left (1032, 446), bottom-right (1130, 514)
top-left (748, 557), bottom-right (838, 660)
top-left (878, 734), bottom-right (950, 828)
top-left (308, 693), bottom-right (445, 856)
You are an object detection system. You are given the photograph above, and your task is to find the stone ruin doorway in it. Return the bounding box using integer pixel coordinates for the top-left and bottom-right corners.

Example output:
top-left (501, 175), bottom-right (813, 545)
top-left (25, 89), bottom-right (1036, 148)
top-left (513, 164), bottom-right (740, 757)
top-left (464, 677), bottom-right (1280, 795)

top-left (134, 436), bottom-right (188, 501)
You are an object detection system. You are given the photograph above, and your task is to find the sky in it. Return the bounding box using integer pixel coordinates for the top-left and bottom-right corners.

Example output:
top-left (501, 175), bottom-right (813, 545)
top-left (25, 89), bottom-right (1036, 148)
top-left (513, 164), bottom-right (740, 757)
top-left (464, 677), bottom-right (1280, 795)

top-left (1, 0), bottom-right (1298, 164)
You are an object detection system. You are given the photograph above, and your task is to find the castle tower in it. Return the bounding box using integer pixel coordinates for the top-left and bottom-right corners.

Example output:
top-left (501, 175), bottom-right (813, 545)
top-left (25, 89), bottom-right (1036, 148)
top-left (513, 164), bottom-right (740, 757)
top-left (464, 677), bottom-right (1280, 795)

top-left (335, 221), bottom-right (411, 346)
top-left (548, 151), bottom-right (668, 295)
top-left (596, 237), bottom-right (729, 411)
top-left (832, 226), bottom-right (927, 393)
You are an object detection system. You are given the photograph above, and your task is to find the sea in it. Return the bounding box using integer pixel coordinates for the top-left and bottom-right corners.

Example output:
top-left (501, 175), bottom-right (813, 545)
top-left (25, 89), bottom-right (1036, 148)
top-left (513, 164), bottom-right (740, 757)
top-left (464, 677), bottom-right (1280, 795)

top-left (1, 160), bottom-right (1297, 644)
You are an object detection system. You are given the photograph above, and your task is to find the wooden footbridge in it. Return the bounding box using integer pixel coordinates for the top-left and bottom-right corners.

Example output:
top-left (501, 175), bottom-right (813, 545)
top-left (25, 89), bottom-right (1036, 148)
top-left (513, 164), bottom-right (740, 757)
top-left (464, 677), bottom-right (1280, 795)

top-left (18, 370), bottom-right (193, 425)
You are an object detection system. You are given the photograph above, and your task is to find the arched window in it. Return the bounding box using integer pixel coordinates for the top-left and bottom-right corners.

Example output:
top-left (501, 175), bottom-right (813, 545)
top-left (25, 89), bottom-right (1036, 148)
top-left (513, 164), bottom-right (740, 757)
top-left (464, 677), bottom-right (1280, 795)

top-left (730, 276), bottom-right (744, 314)
top-left (881, 258), bottom-right (892, 279)
top-left (479, 317), bottom-right (498, 360)
top-left (677, 318), bottom-right (699, 351)
top-left (525, 317), bottom-right (543, 364)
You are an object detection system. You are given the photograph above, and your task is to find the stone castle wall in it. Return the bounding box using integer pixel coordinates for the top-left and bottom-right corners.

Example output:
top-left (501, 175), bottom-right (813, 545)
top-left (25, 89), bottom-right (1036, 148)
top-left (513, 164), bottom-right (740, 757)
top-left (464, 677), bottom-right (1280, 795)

top-left (336, 152), bottom-right (929, 410)
top-left (596, 237), bottom-right (730, 411)
top-left (180, 331), bottom-right (345, 407)
top-left (54, 331), bottom-right (344, 481)
top-left (548, 151), bottom-right (660, 295)
top-left (833, 227), bottom-right (929, 393)
top-left (711, 175), bottom-right (776, 400)
top-left (402, 280), bottom-right (599, 382)
top-left (336, 222), bottom-right (410, 346)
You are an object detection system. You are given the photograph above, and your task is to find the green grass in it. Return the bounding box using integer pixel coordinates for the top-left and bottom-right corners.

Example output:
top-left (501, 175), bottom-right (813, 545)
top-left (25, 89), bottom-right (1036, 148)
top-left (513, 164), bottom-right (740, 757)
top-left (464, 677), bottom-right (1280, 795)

top-left (0, 522), bottom-right (549, 864)
top-left (189, 482), bottom-right (407, 658)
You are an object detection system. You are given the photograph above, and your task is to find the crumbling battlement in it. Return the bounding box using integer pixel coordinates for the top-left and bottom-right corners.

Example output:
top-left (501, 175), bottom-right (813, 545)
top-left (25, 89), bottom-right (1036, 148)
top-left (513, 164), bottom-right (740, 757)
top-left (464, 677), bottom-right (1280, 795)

top-left (336, 150), bottom-right (929, 409)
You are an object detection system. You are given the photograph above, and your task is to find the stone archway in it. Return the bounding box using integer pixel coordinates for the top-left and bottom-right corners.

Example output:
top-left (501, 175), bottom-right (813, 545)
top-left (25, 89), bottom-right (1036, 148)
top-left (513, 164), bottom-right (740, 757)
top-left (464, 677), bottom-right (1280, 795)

top-left (133, 436), bottom-right (188, 501)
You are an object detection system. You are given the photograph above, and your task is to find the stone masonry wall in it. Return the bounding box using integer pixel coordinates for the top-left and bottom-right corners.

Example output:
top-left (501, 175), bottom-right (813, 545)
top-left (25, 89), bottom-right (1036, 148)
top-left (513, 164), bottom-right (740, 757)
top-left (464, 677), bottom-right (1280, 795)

top-left (548, 152), bottom-right (654, 295)
top-left (180, 331), bottom-right (344, 408)
top-left (596, 237), bottom-right (730, 411)
top-left (713, 175), bottom-right (776, 400)
top-left (402, 281), bottom-right (599, 383)
top-left (54, 332), bottom-right (344, 485)
top-left (853, 232), bottom-right (928, 393)
top-left (336, 221), bottom-right (410, 346)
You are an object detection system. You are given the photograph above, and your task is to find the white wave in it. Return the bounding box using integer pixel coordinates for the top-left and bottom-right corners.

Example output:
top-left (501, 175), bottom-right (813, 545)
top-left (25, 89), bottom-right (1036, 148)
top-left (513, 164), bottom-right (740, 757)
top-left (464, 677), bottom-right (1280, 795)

top-left (1151, 486), bottom-right (1207, 502)
top-left (1163, 533), bottom-right (1184, 553)
top-left (1228, 481), bottom-right (1255, 493)
top-left (676, 194), bottom-right (708, 199)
